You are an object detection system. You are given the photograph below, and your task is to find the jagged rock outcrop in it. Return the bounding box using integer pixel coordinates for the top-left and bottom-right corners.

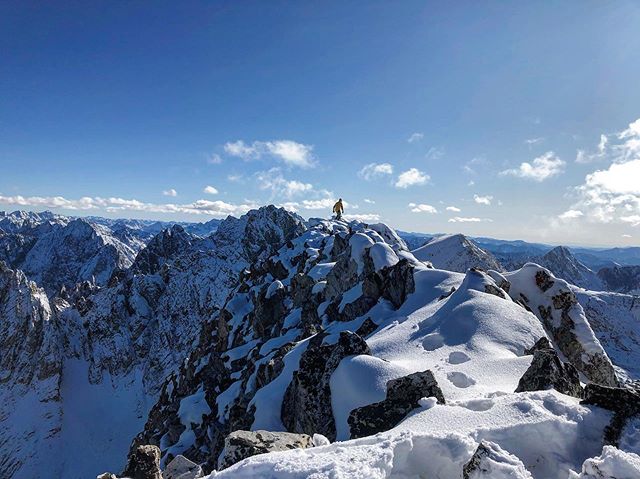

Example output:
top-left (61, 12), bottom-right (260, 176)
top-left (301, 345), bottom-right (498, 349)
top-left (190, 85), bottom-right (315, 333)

top-left (524, 337), bottom-right (551, 355)
top-left (582, 383), bottom-right (640, 446)
top-left (505, 264), bottom-right (618, 387)
top-left (348, 370), bottom-right (445, 439)
top-left (282, 331), bottom-right (371, 440)
top-left (218, 430), bottom-right (313, 470)
top-left (515, 348), bottom-right (583, 398)
top-left (122, 445), bottom-right (162, 479)
top-left (463, 441), bottom-right (533, 479)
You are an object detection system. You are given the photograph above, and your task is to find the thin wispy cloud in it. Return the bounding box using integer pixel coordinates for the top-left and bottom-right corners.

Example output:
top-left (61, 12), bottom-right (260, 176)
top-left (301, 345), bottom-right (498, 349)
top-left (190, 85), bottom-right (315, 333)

top-left (395, 168), bottom-right (429, 188)
top-left (500, 151), bottom-right (565, 181)
top-left (448, 217), bottom-right (492, 223)
top-left (363, 198), bottom-right (375, 204)
top-left (525, 137), bottom-right (544, 146)
top-left (162, 188), bottom-right (177, 197)
top-left (445, 206), bottom-right (461, 212)
top-left (473, 194), bottom-right (493, 205)
top-left (558, 209), bottom-right (584, 220)
top-left (207, 154), bottom-right (223, 165)
top-left (256, 168), bottom-right (313, 199)
top-left (425, 146), bottom-right (444, 161)
top-left (407, 132), bottom-right (424, 143)
top-left (358, 163), bottom-right (394, 181)
top-left (203, 185), bottom-right (219, 195)
top-left (224, 140), bottom-right (315, 168)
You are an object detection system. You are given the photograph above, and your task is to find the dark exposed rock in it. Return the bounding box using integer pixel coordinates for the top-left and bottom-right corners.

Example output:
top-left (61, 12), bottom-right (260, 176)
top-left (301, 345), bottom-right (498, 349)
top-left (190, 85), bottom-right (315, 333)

top-left (582, 383), bottom-right (640, 446)
top-left (379, 258), bottom-right (415, 308)
top-left (484, 283), bottom-right (506, 299)
top-left (524, 337), bottom-right (552, 355)
top-left (282, 331), bottom-right (370, 440)
top-left (535, 270), bottom-right (554, 292)
top-left (122, 445), bottom-right (162, 479)
top-left (355, 317), bottom-right (378, 338)
top-left (348, 370), bottom-right (445, 439)
top-left (515, 349), bottom-right (583, 398)
top-left (218, 430), bottom-right (313, 470)
top-left (255, 343), bottom-right (296, 390)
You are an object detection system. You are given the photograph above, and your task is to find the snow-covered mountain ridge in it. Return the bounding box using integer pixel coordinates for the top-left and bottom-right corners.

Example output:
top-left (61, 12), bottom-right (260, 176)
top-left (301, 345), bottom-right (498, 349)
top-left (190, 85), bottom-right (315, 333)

top-left (1, 207), bottom-right (640, 478)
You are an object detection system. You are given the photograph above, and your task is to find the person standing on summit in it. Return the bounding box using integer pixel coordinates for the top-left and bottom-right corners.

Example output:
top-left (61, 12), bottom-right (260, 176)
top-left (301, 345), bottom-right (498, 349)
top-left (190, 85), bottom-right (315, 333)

top-left (332, 198), bottom-right (344, 220)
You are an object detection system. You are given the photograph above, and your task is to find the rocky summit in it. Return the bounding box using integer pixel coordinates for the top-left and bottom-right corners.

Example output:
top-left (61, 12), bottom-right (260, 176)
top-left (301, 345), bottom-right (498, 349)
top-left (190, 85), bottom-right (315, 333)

top-left (1, 207), bottom-right (640, 479)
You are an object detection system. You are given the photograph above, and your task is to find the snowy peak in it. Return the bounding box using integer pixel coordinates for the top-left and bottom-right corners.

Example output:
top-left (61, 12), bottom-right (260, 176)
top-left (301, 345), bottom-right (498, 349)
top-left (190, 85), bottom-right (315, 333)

top-left (131, 225), bottom-right (196, 275)
top-left (412, 233), bottom-right (502, 273)
top-left (538, 246), bottom-right (603, 291)
top-left (214, 205), bottom-right (306, 264)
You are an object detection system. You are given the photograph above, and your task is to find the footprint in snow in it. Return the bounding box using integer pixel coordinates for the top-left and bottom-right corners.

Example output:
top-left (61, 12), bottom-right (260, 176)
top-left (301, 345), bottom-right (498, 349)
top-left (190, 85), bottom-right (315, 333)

top-left (447, 351), bottom-right (471, 364)
top-left (422, 333), bottom-right (444, 351)
top-left (458, 398), bottom-right (494, 412)
top-left (447, 371), bottom-right (476, 388)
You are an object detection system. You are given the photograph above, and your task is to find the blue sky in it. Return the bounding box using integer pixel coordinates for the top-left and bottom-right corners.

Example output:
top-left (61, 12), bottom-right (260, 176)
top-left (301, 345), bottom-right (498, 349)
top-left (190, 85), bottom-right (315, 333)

top-left (2, 1), bottom-right (640, 246)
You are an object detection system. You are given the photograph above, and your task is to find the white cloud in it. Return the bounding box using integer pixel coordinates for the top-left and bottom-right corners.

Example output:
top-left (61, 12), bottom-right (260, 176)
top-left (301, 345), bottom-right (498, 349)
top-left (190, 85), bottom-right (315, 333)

top-left (525, 137), bottom-right (544, 146)
top-left (408, 203), bottom-right (437, 214)
top-left (256, 168), bottom-right (313, 199)
top-left (227, 174), bottom-right (243, 182)
top-left (621, 215), bottom-right (640, 226)
top-left (344, 213), bottom-right (381, 222)
top-left (358, 163), bottom-right (394, 181)
top-left (224, 139), bottom-right (315, 168)
top-left (474, 194), bottom-right (493, 206)
top-left (395, 168), bottom-right (429, 188)
top-left (500, 151), bottom-right (565, 181)
top-left (0, 194), bottom-right (255, 217)
top-left (565, 118), bottom-right (640, 226)
top-left (407, 132), bottom-right (424, 143)
top-left (446, 206), bottom-right (461, 212)
top-left (207, 154), bottom-right (223, 165)
top-left (203, 185), bottom-right (219, 195)
top-left (300, 198), bottom-right (335, 210)
top-left (363, 198), bottom-right (375, 204)
top-left (622, 234), bottom-right (633, 238)
top-left (162, 188), bottom-right (177, 197)
top-left (448, 217), bottom-right (492, 223)
top-left (558, 209), bottom-right (584, 220)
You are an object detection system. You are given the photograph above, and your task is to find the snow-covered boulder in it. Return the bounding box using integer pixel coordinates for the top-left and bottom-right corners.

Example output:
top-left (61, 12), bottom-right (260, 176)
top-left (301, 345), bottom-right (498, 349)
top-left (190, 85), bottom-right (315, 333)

top-left (162, 455), bottom-right (203, 479)
top-left (571, 446), bottom-right (640, 478)
top-left (348, 369), bottom-right (445, 439)
top-left (218, 430), bottom-right (313, 470)
top-left (463, 441), bottom-right (533, 479)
